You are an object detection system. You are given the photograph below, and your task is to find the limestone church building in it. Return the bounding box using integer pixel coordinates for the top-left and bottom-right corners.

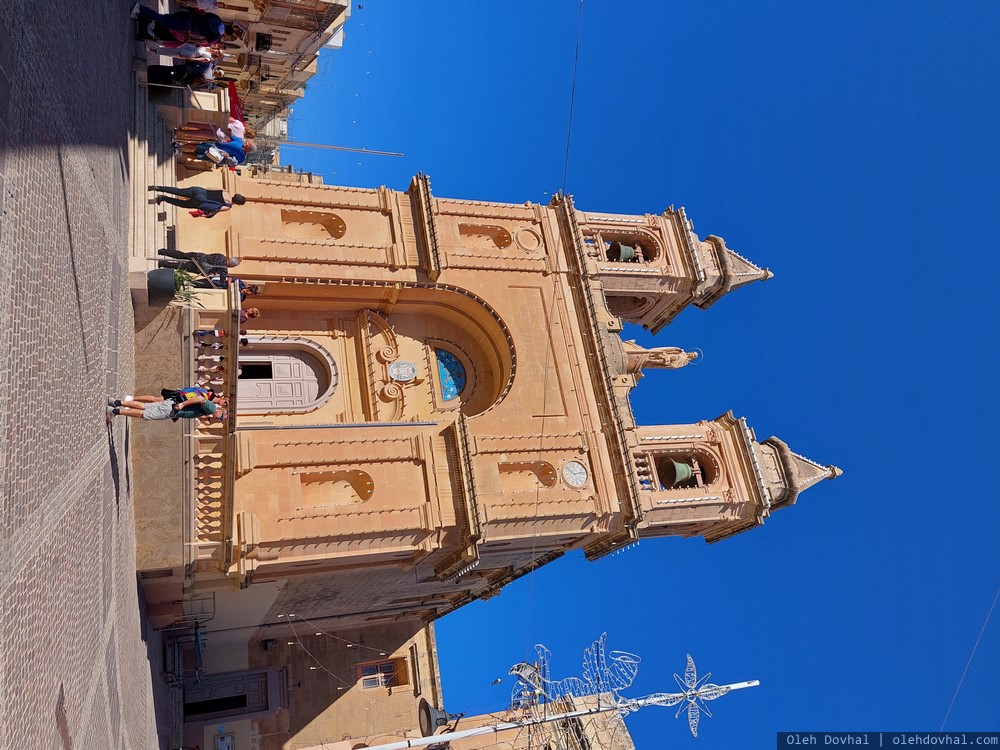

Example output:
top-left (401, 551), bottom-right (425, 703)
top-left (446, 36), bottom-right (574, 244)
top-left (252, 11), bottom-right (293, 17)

top-left (133, 169), bottom-right (839, 749)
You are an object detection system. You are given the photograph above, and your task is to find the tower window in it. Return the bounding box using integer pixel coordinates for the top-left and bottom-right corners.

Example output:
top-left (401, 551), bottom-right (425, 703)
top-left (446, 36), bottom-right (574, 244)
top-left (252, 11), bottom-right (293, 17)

top-left (604, 238), bottom-right (656, 263)
top-left (435, 348), bottom-right (467, 401)
top-left (654, 453), bottom-right (718, 490)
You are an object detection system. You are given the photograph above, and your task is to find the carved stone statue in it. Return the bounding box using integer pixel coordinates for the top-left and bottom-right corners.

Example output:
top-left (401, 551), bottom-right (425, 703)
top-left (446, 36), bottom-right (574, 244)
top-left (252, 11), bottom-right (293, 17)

top-left (622, 340), bottom-right (698, 377)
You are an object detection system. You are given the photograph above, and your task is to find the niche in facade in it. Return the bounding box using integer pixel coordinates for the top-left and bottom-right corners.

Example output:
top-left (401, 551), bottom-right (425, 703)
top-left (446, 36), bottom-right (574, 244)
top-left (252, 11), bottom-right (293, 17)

top-left (605, 294), bottom-right (653, 322)
top-left (458, 223), bottom-right (513, 250)
top-left (280, 209), bottom-right (347, 240)
top-left (498, 461), bottom-right (558, 493)
top-left (299, 469), bottom-right (375, 507)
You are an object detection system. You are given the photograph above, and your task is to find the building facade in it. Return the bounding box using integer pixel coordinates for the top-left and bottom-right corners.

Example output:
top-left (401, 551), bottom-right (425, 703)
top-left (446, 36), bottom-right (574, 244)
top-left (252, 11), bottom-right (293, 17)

top-left (223, 173), bottom-right (838, 607)
top-left (211, 0), bottom-right (351, 130)
top-left (140, 170), bottom-right (840, 617)
top-left (133, 171), bottom-right (839, 749)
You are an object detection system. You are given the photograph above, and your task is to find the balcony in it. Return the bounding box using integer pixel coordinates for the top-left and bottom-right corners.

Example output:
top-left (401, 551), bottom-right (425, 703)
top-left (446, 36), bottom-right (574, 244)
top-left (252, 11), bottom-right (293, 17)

top-left (184, 282), bottom-right (242, 575)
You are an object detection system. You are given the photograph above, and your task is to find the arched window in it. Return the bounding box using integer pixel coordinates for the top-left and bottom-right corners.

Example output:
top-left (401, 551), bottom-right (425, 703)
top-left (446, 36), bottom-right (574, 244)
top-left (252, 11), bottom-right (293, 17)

top-left (653, 452), bottom-right (720, 490)
top-left (605, 239), bottom-right (655, 263)
top-left (434, 348), bottom-right (467, 401)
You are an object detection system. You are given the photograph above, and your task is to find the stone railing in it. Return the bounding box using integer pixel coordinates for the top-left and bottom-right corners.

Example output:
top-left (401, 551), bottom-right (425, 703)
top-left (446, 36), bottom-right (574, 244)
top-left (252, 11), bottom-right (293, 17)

top-left (187, 284), bottom-right (241, 572)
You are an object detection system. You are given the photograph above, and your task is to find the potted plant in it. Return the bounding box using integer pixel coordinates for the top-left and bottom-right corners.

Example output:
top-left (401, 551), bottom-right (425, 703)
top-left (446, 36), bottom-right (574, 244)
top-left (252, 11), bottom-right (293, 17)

top-left (172, 269), bottom-right (205, 307)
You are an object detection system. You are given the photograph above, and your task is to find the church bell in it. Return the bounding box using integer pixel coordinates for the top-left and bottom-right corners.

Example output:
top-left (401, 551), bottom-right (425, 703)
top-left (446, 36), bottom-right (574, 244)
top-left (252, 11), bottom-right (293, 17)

top-left (657, 458), bottom-right (693, 487)
top-left (607, 241), bottom-right (638, 262)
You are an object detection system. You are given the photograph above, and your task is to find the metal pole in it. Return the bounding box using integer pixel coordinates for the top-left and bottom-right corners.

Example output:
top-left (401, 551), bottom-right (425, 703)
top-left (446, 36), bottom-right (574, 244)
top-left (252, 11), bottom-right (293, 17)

top-left (356, 703), bottom-right (625, 750)
top-left (259, 139), bottom-right (403, 157)
top-left (355, 680), bottom-right (761, 750)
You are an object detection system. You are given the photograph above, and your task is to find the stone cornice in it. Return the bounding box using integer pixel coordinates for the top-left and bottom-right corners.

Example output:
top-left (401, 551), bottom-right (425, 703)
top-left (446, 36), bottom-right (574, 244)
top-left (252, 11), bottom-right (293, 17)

top-left (432, 416), bottom-right (482, 582)
top-left (551, 195), bottom-right (643, 559)
top-left (410, 173), bottom-right (442, 281)
top-left (702, 411), bottom-right (772, 544)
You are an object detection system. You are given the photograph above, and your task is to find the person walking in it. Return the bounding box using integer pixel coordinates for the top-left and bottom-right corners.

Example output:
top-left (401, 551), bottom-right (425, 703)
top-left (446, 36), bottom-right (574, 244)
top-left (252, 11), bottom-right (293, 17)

top-left (158, 249), bottom-right (239, 275)
top-left (148, 185), bottom-right (245, 218)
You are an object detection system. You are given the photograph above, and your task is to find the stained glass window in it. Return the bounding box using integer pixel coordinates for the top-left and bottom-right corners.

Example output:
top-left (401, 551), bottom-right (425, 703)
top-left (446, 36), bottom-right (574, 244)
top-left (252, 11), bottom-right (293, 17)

top-left (435, 348), bottom-right (467, 401)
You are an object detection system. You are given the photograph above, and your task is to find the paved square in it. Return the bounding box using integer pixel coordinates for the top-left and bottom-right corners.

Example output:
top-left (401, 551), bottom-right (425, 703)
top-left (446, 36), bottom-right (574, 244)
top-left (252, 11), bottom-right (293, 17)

top-left (0, 1), bottom-right (165, 748)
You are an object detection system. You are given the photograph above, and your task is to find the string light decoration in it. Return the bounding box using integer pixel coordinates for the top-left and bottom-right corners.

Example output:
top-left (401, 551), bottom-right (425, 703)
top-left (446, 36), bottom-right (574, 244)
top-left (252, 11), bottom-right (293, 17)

top-left (508, 634), bottom-right (758, 739)
top-left (280, 633), bottom-right (757, 750)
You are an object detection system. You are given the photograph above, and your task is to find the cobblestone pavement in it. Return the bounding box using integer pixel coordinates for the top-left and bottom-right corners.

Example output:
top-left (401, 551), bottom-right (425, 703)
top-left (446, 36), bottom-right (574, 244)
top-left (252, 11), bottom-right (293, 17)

top-left (0, 1), bottom-right (165, 748)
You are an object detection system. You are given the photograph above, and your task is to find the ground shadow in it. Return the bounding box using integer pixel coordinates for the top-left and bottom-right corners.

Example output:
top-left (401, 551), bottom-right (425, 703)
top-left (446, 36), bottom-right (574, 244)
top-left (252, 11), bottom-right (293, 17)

top-left (107, 420), bottom-right (122, 517)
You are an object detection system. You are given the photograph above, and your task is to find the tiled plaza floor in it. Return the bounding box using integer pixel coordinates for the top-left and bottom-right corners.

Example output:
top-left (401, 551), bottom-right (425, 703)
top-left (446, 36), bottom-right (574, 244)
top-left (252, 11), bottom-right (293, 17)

top-left (0, 1), bottom-right (171, 748)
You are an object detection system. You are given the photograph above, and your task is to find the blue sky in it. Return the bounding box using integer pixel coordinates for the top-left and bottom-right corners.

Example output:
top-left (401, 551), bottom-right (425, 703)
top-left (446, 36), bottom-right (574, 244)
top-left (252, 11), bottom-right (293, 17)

top-left (287, 2), bottom-right (1000, 746)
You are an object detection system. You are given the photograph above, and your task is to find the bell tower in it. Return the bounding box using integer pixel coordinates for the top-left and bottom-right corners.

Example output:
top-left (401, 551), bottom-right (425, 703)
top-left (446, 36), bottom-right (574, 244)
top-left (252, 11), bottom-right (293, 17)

top-left (571, 204), bottom-right (772, 332)
top-left (620, 412), bottom-right (840, 546)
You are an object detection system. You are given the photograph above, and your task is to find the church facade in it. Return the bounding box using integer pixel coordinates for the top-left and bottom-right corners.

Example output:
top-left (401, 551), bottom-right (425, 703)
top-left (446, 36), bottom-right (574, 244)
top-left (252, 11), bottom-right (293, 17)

top-left (175, 172), bottom-right (840, 626)
top-left (134, 170), bottom-right (840, 748)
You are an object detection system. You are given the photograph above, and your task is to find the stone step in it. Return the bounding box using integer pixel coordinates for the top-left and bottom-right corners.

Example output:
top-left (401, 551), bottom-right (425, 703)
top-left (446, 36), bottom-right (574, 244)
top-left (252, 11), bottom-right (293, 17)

top-left (129, 66), bottom-right (178, 305)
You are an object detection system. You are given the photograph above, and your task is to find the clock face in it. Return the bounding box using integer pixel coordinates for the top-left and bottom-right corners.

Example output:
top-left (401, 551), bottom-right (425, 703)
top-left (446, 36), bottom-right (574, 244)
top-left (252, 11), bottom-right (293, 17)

top-left (562, 460), bottom-right (589, 488)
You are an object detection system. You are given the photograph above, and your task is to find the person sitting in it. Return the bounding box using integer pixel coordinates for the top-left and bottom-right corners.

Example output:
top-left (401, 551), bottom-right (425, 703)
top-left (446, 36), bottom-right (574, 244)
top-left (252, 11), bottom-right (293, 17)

top-left (132, 4), bottom-right (231, 45)
top-left (229, 277), bottom-right (260, 302)
top-left (160, 386), bottom-right (227, 407)
top-left (194, 137), bottom-right (253, 166)
top-left (176, 0), bottom-right (235, 11)
top-left (176, 116), bottom-right (247, 145)
top-left (133, 4), bottom-right (194, 42)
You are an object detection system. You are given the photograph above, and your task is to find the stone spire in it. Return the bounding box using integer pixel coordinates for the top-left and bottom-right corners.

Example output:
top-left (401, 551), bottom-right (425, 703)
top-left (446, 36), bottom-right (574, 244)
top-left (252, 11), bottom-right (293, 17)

top-left (756, 437), bottom-right (842, 513)
top-left (694, 235), bottom-right (773, 311)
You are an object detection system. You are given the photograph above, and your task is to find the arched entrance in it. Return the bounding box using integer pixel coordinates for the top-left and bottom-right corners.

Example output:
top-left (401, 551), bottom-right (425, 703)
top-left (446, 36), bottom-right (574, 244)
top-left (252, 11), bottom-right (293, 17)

top-left (237, 339), bottom-right (338, 414)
